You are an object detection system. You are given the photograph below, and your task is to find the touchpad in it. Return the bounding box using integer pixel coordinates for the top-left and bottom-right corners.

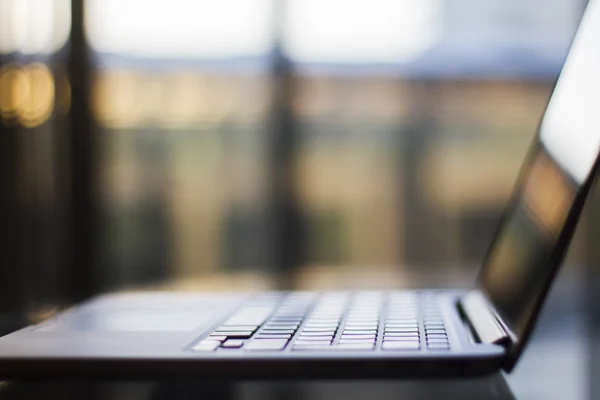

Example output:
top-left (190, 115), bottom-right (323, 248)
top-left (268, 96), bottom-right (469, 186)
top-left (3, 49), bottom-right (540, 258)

top-left (37, 310), bottom-right (217, 332)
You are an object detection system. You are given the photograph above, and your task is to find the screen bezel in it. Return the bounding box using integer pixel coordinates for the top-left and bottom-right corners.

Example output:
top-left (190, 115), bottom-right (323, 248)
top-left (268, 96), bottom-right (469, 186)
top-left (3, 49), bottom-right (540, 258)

top-left (473, 0), bottom-right (600, 370)
top-left (474, 137), bottom-right (598, 371)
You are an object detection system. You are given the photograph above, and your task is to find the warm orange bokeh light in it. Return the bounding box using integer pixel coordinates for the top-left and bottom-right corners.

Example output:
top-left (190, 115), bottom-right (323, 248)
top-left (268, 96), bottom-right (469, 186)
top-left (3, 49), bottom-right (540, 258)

top-left (18, 63), bottom-right (55, 127)
top-left (0, 63), bottom-right (55, 127)
top-left (0, 64), bottom-right (28, 121)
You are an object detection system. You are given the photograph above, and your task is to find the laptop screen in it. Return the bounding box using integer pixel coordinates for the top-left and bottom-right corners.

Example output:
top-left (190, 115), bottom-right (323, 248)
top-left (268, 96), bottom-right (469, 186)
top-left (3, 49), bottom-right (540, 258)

top-left (477, 0), bottom-right (600, 337)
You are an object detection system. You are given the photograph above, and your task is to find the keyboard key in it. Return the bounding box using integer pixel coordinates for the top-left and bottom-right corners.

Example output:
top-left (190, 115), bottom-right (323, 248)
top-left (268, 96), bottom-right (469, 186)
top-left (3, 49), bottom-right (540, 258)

top-left (427, 340), bottom-right (449, 346)
top-left (267, 320), bottom-right (300, 325)
top-left (342, 330), bottom-right (377, 335)
top-left (386, 323), bottom-right (419, 328)
top-left (425, 325), bottom-right (447, 332)
top-left (344, 325), bottom-right (378, 331)
top-left (384, 327), bottom-right (419, 333)
top-left (382, 342), bottom-right (420, 350)
top-left (348, 315), bottom-right (379, 319)
top-left (386, 319), bottom-right (418, 324)
top-left (304, 326), bottom-right (339, 331)
top-left (262, 329), bottom-right (296, 335)
top-left (427, 342), bottom-right (450, 348)
top-left (245, 339), bottom-right (289, 351)
top-left (256, 333), bottom-right (292, 339)
top-left (262, 325), bottom-right (298, 331)
top-left (300, 331), bottom-right (335, 337)
top-left (298, 336), bottom-right (334, 343)
top-left (340, 334), bottom-right (376, 340)
top-left (220, 339), bottom-right (244, 349)
top-left (427, 343), bottom-right (450, 350)
top-left (192, 340), bottom-right (220, 352)
top-left (383, 335), bottom-right (421, 341)
top-left (275, 318), bottom-right (304, 322)
top-left (426, 338), bottom-right (448, 343)
top-left (425, 329), bottom-right (447, 335)
top-left (425, 333), bottom-right (447, 339)
top-left (385, 333), bottom-right (419, 338)
top-left (270, 319), bottom-right (303, 324)
top-left (212, 331), bottom-right (254, 339)
top-left (384, 330), bottom-right (419, 336)
top-left (207, 335), bottom-right (228, 342)
top-left (346, 321), bottom-right (379, 325)
top-left (424, 324), bottom-right (445, 329)
top-left (301, 327), bottom-right (337, 333)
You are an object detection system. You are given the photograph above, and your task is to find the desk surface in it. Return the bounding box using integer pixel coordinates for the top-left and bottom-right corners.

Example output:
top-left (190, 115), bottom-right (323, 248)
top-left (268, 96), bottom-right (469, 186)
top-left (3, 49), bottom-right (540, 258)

top-left (0, 376), bottom-right (516, 400)
top-left (0, 276), bottom-right (589, 399)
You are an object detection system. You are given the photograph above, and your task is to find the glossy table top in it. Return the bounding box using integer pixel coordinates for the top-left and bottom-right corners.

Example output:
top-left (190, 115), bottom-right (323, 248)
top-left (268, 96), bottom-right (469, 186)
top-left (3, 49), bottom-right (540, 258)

top-left (0, 376), bottom-right (515, 400)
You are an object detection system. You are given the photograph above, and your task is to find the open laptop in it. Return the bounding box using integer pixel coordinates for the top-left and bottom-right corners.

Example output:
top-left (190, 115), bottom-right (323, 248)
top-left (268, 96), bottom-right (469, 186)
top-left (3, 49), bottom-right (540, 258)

top-left (1, 0), bottom-right (600, 380)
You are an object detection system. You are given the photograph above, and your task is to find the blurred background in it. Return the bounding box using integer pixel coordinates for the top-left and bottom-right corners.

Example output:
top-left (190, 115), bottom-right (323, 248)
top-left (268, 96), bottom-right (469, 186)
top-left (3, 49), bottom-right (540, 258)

top-left (0, 0), bottom-right (598, 396)
top-left (0, 0), bottom-right (591, 311)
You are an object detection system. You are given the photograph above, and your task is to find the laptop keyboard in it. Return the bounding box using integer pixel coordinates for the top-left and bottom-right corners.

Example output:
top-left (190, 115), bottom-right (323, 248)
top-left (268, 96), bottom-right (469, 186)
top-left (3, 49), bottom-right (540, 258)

top-left (190, 292), bottom-right (450, 353)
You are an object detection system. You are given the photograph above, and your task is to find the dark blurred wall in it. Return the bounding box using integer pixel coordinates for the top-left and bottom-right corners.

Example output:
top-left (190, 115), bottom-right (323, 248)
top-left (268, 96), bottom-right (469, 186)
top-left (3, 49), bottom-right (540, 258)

top-left (0, 88), bottom-right (25, 334)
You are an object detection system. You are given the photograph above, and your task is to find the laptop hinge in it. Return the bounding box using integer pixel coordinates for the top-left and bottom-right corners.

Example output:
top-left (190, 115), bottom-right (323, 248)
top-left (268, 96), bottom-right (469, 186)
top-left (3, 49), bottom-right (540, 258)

top-left (458, 290), bottom-right (512, 346)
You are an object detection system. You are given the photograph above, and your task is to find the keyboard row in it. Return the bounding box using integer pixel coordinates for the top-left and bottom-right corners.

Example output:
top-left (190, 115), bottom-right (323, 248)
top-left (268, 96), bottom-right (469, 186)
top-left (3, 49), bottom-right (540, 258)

top-left (192, 335), bottom-right (445, 352)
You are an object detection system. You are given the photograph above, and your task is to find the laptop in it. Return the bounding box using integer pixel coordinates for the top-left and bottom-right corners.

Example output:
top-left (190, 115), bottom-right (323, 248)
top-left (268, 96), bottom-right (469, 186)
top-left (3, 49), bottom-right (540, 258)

top-left (1, 0), bottom-right (599, 380)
